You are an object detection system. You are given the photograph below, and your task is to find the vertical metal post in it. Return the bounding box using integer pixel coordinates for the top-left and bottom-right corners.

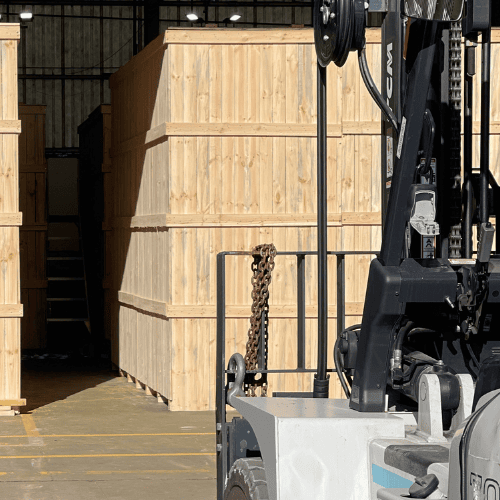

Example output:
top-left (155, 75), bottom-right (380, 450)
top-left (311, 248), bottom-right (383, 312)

top-left (133, 1), bottom-right (138, 56)
top-left (480, 29), bottom-right (491, 224)
top-left (61, 5), bottom-right (66, 147)
top-left (144, 0), bottom-right (160, 46)
top-left (100, 5), bottom-right (104, 104)
top-left (216, 253), bottom-right (226, 500)
top-left (314, 62), bottom-right (329, 398)
top-left (336, 254), bottom-right (345, 338)
top-left (463, 38), bottom-right (476, 258)
top-left (297, 254), bottom-right (305, 369)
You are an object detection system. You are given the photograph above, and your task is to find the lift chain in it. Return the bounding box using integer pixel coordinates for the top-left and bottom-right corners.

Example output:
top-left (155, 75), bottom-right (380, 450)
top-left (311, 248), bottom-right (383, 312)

top-left (245, 243), bottom-right (276, 397)
top-left (449, 21), bottom-right (463, 258)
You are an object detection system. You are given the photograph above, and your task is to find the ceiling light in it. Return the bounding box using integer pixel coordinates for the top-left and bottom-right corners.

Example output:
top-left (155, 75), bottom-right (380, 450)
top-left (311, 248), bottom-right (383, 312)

top-left (186, 13), bottom-right (199, 21)
top-left (19, 12), bottom-right (33, 21)
top-left (229, 14), bottom-right (241, 22)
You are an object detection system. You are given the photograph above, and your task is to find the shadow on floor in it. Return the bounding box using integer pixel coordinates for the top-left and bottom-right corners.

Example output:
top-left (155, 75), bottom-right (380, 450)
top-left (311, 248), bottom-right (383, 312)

top-left (21, 355), bottom-right (119, 414)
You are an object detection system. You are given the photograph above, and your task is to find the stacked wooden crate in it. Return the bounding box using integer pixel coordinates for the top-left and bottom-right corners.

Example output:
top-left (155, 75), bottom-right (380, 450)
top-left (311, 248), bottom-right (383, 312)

top-left (108, 28), bottom-right (382, 411)
top-left (19, 105), bottom-right (47, 350)
top-left (0, 24), bottom-right (24, 415)
top-left (78, 105), bottom-right (111, 354)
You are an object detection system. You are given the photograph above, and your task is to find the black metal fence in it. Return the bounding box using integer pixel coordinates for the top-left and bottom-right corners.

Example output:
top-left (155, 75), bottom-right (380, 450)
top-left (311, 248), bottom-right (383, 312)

top-left (215, 249), bottom-right (378, 499)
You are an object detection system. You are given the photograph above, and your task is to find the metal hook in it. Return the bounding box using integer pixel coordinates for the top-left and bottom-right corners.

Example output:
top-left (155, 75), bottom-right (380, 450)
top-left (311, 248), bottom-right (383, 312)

top-left (226, 353), bottom-right (246, 406)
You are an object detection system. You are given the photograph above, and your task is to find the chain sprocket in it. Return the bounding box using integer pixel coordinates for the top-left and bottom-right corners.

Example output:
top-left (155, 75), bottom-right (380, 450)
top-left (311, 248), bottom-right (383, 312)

top-left (245, 243), bottom-right (276, 397)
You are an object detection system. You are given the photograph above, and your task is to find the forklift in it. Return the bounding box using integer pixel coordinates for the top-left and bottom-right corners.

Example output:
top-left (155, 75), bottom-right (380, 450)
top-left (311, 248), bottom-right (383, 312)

top-left (216, 0), bottom-right (500, 498)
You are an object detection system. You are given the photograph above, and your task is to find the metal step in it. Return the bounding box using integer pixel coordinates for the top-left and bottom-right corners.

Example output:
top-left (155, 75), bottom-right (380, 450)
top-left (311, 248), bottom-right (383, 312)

top-left (47, 277), bottom-right (85, 281)
top-left (47, 318), bottom-right (89, 322)
top-left (47, 257), bottom-right (83, 261)
top-left (47, 236), bottom-right (81, 241)
top-left (47, 298), bottom-right (86, 302)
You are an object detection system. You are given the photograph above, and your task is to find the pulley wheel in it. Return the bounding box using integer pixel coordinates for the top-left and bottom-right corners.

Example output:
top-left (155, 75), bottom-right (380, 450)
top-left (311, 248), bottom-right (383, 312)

top-left (313, 0), bottom-right (366, 68)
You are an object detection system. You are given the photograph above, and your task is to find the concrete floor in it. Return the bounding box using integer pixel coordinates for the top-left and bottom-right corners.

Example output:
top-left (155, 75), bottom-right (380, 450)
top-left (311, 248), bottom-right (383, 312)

top-left (0, 361), bottom-right (216, 500)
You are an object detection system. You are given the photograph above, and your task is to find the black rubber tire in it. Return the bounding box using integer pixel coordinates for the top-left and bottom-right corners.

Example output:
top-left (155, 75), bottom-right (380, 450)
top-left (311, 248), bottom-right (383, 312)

top-left (224, 458), bottom-right (269, 500)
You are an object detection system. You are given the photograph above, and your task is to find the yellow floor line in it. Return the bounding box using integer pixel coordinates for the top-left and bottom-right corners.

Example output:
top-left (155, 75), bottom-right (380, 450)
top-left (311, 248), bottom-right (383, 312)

top-left (0, 452), bottom-right (216, 459)
top-left (40, 469), bottom-right (212, 476)
top-left (20, 415), bottom-right (40, 437)
top-left (0, 432), bottom-right (215, 439)
top-left (87, 469), bottom-right (212, 475)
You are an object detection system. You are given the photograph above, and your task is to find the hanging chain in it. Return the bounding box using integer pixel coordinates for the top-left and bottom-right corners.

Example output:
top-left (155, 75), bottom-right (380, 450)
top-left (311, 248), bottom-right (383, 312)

top-left (245, 243), bottom-right (276, 397)
top-left (449, 21), bottom-right (463, 258)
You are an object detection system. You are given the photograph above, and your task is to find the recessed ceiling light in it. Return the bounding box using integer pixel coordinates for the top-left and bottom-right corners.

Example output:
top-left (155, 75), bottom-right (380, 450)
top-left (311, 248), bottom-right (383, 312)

top-left (229, 14), bottom-right (241, 22)
top-left (19, 12), bottom-right (33, 21)
top-left (186, 13), bottom-right (198, 21)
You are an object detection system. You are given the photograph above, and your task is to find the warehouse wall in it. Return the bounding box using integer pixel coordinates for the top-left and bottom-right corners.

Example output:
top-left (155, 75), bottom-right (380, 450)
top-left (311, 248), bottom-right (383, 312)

top-left (5, 1), bottom-right (313, 149)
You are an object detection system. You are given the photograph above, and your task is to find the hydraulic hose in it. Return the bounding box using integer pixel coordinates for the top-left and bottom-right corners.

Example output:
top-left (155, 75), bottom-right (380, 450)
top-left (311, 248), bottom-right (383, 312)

top-left (358, 47), bottom-right (399, 134)
top-left (334, 324), bottom-right (362, 399)
top-left (334, 337), bottom-right (350, 398)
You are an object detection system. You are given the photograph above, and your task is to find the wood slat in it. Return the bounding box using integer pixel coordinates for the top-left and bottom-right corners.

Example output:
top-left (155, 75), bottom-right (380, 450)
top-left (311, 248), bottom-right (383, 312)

top-left (0, 24), bottom-right (20, 40)
top-left (0, 213), bottom-right (22, 226)
top-left (117, 289), bottom-right (363, 319)
top-left (0, 120), bottom-right (21, 134)
top-left (0, 399), bottom-right (26, 406)
top-left (0, 305), bottom-right (23, 318)
top-left (111, 212), bottom-right (381, 229)
top-left (20, 225), bottom-right (48, 231)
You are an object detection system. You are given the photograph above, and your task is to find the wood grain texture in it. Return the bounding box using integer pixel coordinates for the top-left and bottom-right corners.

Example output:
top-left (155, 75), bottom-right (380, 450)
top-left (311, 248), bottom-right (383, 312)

top-left (0, 24), bottom-right (20, 40)
top-left (109, 29), bottom-right (384, 410)
top-left (19, 105), bottom-right (47, 351)
top-left (0, 32), bottom-right (21, 407)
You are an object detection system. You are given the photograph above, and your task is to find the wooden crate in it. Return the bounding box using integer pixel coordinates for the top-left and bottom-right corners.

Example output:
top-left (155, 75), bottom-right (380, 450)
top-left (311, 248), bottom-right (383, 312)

top-left (0, 24), bottom-right (25, 413)
top-left (108, 28), bottom-right (383, 411)
top-left (19, 105), bottom-right (47, 350)
top-left (78, 105), bottom-right (111, 353)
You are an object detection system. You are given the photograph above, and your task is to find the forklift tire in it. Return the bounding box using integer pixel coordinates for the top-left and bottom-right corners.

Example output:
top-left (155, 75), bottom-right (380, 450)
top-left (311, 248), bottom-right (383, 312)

top-left (224, 458), bottom-right (269, 500)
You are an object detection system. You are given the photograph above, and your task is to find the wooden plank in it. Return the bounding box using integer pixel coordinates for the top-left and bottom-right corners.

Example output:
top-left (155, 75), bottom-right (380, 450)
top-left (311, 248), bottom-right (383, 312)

top-left (114, 122), bottom-right (344, 157)
top-left (20, 280), bottom-right (48, 289)
top-left (0, 120), bottom-right (21, 134)
top-left (0, 213), bottom-right (22, 226)
top-left (17, 105), bottom-right (46, 115)
top-left (0, 304), bottom-right (23, 318)
top-left (164, 28), bottom-right (316, 45)
top-left (0, 399), bottom-right (26, 406)
top-left (20, 225), bottom-right (47, 231)
top-left (342, 121), bottom-right (381, 135)
top-left (156, 122), bottom-right (342, 138)
top-left (116, 292), bottom-right (364, 319)
top-left (19, 164), bottom-right (47, 173)
top-left (112, 212), bottom-right (381, 228)
top-left (0, 24), bottom-right (21, 41)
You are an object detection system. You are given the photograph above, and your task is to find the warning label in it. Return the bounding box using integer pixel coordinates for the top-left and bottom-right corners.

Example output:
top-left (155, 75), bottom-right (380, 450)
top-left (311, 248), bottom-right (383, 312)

top-left (386, 128), bottom-right (394, 180)
top-left (422, 236), bottom-right (436, 259)
top-left (396, 117), bottom-right (406, 159)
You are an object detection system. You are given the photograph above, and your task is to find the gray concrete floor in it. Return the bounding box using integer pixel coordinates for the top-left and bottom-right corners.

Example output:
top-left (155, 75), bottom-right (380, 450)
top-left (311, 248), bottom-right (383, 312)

top-left (0, 363), bottom-right (216, 499)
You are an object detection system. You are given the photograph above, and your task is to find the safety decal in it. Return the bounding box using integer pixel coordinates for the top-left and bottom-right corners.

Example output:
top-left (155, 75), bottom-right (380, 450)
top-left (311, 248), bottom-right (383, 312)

top-left (372, 464), bottom-right (413, 489)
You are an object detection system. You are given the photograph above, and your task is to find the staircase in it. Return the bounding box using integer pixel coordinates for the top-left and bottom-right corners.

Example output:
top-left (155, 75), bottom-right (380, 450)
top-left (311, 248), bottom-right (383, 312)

top-left (46, 217), bottom-right (91, 354)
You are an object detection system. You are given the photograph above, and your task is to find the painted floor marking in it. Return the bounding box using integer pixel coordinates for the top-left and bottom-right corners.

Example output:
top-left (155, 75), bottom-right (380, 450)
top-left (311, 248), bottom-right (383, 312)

top-left (20, 415), bottom-right (40, 437)
top-left (0, 452), bottom-right (216, 459)
top-left (35, 469), bottom-right (213, 476)
top-left (20, 415), bottom-right (44, 447)
top-left (0, 432), bottom-right (214, 439)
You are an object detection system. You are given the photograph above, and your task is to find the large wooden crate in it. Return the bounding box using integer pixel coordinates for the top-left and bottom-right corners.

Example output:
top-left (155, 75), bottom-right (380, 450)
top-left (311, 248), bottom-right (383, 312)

top-left (108, 28), bottom-right (382, 411)
top-left (78, 105), bottom-right (111, 353)
top-left (19, 105), bottom-right (47, 350)
top-left (0, 24), bottom-right (24, 413)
